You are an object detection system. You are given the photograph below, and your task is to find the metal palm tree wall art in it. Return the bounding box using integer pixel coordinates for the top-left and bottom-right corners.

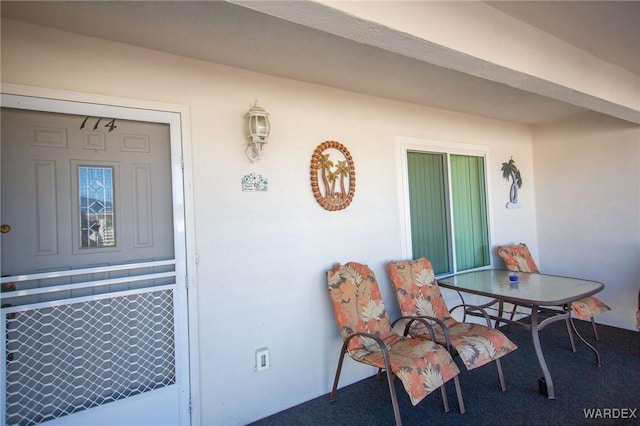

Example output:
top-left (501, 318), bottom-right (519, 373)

top-left (501, 157), bottom-right (522, 208)
top-left (310, 141), bottom-right (356, 211)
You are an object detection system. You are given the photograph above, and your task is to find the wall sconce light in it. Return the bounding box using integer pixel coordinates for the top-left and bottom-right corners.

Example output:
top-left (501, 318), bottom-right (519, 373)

top-left (246, 102), bottom-right (270, 162)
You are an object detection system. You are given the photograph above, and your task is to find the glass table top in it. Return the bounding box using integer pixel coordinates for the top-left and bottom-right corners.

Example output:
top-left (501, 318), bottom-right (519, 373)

top-left (438, 269), bottom-right (604, 305)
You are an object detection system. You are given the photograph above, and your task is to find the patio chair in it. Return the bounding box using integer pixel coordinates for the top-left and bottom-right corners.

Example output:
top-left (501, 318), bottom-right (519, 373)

top-left (387, 258), bottom-right (517, 392)
top-left (327, 262), bottom-right (465, 426)
top-left (497, 243), bottom-right (610, 341)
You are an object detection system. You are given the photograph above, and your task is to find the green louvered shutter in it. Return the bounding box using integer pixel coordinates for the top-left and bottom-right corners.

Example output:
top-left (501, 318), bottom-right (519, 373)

top-left (407, 152), bottom-right (450, 274)
top-left (451, 154), bottom-right (490, 270)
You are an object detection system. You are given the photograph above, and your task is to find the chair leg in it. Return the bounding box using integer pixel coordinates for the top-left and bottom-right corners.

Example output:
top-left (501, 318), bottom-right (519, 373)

top-left (456, 290), bottom-right (467, 322)
top-left (508, 304), bottom-right (517, 322)
top-left (440, 385), bottom-right (449, 413)
top-left (329, 345), bottom-right (348, 402)
top-left (333, 341), bottom-right (402, 425)
top-left (495, 358), bottom-right (506, 391)
top-left (495, 301), bottom-right (505, 329)
top-left (453, 375), bottom-right (465, 414)
top-left (501, 303), bottom-right (518, 331)
top-left (382, 369), bottom-right (402, 426)
top-left (375, 345), bottom-right (403, 426)
top-left (591, 317), bottom-right (600, 341)
top-left (565, 318), bottom-right (577, 352)
top-left (376, 368), bottom-right (384, 380)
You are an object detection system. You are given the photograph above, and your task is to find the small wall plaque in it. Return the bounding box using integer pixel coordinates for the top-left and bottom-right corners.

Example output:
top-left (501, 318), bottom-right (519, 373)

top-left (242, 173), bottom-right (268, 192)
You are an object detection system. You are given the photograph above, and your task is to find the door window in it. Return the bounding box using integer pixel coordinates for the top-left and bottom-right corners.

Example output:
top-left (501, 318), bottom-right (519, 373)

top-left (79, 166), bottom-right (116, 248)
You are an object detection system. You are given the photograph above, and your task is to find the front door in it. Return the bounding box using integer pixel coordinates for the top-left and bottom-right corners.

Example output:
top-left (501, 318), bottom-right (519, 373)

top-left (1, 98), bottom-right (190, 426)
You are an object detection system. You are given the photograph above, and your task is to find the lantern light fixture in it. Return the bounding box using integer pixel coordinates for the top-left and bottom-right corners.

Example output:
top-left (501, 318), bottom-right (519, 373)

top-left (246, 101), bottom-right (270, 162)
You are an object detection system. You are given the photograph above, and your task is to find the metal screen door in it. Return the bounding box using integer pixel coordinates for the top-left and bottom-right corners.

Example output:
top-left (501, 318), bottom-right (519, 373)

top-left (1, 97), bottom-right (190, 426)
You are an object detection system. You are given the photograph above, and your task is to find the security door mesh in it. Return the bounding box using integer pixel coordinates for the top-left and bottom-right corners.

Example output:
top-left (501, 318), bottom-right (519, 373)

top-left (4, 289), bottom-right (175, 426)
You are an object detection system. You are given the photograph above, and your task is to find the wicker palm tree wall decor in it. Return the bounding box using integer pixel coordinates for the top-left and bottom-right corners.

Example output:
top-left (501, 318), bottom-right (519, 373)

top-left (310, 141), bottom-right (356, 211)
top-left (501, 157), bottom-right (522, 208)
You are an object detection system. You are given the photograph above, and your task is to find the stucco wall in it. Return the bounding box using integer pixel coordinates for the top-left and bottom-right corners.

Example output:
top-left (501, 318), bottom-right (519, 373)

top-left (532, 113), bottom-right (640, 331)
top-left (6, 16), bottom-right (635, 425)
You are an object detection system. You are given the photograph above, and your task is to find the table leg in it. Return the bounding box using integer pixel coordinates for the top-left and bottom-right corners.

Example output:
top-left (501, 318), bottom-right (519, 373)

top-left (530, 306), bottom-right (555, 399)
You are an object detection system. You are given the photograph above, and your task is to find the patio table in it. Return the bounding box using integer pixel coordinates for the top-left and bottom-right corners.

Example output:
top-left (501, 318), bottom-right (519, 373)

top-left (439, 269), bottom-right (604, 399)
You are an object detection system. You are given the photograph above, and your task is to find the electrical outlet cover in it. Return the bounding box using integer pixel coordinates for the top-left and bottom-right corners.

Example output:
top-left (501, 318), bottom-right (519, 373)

top-left (255, 347), bottom-right (270, 371)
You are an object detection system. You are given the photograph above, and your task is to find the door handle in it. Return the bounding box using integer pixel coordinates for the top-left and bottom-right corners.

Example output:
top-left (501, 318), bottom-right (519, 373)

top-left (0, 224), bottom-right (10, 234)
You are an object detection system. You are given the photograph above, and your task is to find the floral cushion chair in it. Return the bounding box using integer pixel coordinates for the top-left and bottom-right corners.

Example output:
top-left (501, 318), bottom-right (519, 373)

top-left (497, 243), bottom-right (610, 341)
top-left (387, 258), bottom-right (517, 392)
top-left (327, 262), bottom-right (465, 426)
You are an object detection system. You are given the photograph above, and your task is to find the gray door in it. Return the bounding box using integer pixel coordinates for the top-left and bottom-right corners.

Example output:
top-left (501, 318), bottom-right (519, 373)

top-left (1, 104), bottom-right (190, 426)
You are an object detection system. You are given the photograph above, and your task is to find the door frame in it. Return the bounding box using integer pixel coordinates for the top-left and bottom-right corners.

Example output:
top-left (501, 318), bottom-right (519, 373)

top-left (1, 83), bottom-right (200, 426)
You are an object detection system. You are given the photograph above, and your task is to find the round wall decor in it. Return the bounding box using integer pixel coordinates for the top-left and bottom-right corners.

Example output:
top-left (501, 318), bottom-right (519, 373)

top-left (310, 141), bottom-right (356, 211)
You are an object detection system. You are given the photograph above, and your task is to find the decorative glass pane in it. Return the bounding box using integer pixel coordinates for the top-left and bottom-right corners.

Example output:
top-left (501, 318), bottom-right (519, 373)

top-left (79, 166), bottom-right (115, 248)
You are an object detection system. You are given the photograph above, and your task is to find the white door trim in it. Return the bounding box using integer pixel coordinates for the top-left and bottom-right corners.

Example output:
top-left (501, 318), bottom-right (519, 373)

top-left (1, 84), bottom-right (200, 426)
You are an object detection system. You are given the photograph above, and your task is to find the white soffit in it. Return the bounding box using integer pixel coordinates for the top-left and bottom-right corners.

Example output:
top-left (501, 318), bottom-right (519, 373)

top-left (236, 0), bottom-right (639, 124)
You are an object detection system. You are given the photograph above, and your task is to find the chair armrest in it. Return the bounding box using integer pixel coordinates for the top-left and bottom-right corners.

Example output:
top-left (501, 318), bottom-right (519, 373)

top-left (449, 303), bottom-right (493, 327)
top-left (447, 286), bottom-right (502, 321)
top-left (340, 332), bottom-right (393, 372)
top-left (391, 316), bottom-right (436, 341)
top-left (342, 331), bottom-right (387, 349)
top-left (392, 315), bottom-right (453, 352)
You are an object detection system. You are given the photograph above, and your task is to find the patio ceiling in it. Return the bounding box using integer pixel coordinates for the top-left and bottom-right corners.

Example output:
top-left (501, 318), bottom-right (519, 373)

top-left (1, 1), bottom-right (638, 125)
